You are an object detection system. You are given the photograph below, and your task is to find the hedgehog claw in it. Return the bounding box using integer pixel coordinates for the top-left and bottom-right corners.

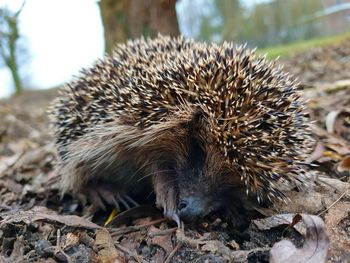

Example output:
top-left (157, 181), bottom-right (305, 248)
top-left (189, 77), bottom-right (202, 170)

top-left (115, 194), bottom-right (128, 209)
top-left (85, 187), bottom-right (107, 211)
top-left (84, 184), bottom-right (138, 212)
top-left (106, 193), bottom-right (139, 211)
top-left (123, 194), bottom-right (139, 206)
top-left (164, 210), bottom-right (181, 227)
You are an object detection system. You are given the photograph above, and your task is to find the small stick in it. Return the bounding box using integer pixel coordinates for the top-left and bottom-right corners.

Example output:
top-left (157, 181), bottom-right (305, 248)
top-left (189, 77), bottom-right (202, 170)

top-left (318, 189), bottom-right (348, 216)
top-left (56, 229), bottom-right (61, 246)
top-left (115, 244), bottom-right (147, 263)
top-left (148, 227), bottom-right (177, 238)
top-left (110, 218), bottom-right (167, 236)
top-left (164, 241), bottom-right (182, 263)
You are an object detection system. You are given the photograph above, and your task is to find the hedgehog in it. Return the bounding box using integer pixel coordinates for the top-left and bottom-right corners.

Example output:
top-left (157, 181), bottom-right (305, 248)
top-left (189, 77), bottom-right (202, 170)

top-left (50, 35), bottom-right (313, 226)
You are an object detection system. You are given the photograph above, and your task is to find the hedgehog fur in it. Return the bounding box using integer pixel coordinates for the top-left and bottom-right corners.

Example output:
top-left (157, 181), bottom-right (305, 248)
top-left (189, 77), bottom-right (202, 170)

top-left (50, 35), bottom-right (313, 225)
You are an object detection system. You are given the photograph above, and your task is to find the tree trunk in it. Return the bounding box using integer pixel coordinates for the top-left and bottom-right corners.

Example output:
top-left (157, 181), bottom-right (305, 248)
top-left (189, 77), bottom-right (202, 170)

top-left (7, 57), bottom-right (22, 96)
top-left (99, 0), bottom-right (179, 53)
top-left (7, 16), bottom-right (23, 95)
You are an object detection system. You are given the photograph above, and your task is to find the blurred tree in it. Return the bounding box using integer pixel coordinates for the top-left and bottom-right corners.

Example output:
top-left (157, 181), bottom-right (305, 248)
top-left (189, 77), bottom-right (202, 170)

top-left (99, 0), bottom-right (179, 53)
top-left (215, 0), bottom-right (242, 41)
top-left (0, 4), bottom-right (25, 95)
top-left (191, 0), bottom-right (324, 47)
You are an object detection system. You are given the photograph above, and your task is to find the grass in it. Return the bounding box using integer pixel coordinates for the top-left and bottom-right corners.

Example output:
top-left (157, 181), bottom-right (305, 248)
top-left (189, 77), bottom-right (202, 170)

top-left (257, 31), bottom-right (350, 59)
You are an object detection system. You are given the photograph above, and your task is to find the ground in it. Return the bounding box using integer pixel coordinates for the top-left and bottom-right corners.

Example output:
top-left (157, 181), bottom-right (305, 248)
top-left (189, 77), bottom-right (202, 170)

top-left (0, 38), bottom-right (349, 263)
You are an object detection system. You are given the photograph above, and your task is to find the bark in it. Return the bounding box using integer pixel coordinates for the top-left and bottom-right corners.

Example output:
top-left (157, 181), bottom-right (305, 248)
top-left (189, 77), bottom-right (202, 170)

top-left (8, 16), bottom-right (22, 96)
top-left (0, 13), bottom-right (23, 95)
top-left (99, 0), bottom-right (179, 53)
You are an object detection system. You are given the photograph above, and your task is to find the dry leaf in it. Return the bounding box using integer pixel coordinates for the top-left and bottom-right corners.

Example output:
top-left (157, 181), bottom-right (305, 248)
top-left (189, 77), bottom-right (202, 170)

top-left (270, 214), bottom-right (329, 263)
top-left (1, 206), bottom-right (101, 229)
top-left (337, 155), bottom-right (350, 173)
top-left (147, 226), bottom-right (173, 254)
top-left (96, 229), bottom-right (125, 263)
top-left (318, 177), bottom-right (350, 198)
top-left (325, 110), bottom-right (350, 135)
top-left (63, 232), bottom-right (80, 249)
top-left (324, 201), bottom-right (350, 260)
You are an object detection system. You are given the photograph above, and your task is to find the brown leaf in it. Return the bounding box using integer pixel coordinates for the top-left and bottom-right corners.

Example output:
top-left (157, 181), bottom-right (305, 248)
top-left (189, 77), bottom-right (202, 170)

top-left (15, 146), bottom-right (52, 168)
top-left (289, 214), bottom-right (302, 228)
top-left (0, 152), bottom-right (23, 177)
top-left (119, 232), bottom-right (141, 254)
top-left (1, 206), bottom-right (101, 229)
top-left (324, 201), bottom-right (350, 260)
top-left (318, 177), bottom-right (350, 199)
top-left (252, 214), bottom-right (305, 234)
top-left (96, 228), bottom-right (125, 263)
top-left (337, 155), bottom-right (350, 173)
top-left (305, 141), bottom-right (324, 163)
top-left (63, 232), bottom-right (80, 249)
top-left (0, 178), bottom-right (23, 194)
top-left (147, 226), bottom-right (173, 254)
top-left (270, 214), bottom-right (329, 263)
top-left (312, 126), bottom-right (350, 155)
top-left (201, 240), bottom-right (231, 255)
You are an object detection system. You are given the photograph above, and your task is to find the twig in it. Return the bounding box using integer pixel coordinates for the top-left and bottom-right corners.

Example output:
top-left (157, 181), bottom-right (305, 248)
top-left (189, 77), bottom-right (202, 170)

top-left (55, 247), bottom-right (72, 263)
top-left (164, 241), bottom-right (182, 263)
top-left (318, 189), bottom-right (349, 216)
top-left (176, 230), bottom-right (235, 261)
top-left (115, 244), bottom-right (147, 263)
top-left (1, 150), bottom-right (25, 174)
top-left (148, 227), bottom-right (177, 238)
top-left (56, 229), bottom-right (61, 246)
top-left (176, 229), bottom-right (209, 246)
top-left (110, 218), bottom-right (167, 236)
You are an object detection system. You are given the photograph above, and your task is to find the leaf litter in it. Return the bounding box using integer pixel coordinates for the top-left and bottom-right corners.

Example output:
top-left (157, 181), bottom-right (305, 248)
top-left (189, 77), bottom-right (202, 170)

top-left (1, 39), bottom-right (350, 262)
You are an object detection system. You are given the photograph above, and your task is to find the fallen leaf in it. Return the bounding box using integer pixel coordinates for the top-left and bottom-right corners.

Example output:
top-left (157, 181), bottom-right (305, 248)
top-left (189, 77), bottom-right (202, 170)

top-left (119, 232), bottom-right (140, 255)
top-left (270, 214), bottom-right (329, 263)
top-left (337, 155), bottom-right (350, 173)
top-left (147, 226), bottom-right (173, 254)
top-left (96, 228), bottom-right (125, 263)
top-left (63, 232), bottom-right (80, 249)
top-left (0, 178), bottom-right (23, 194)
top-left (0, 152), bottom-right (24, 177)
top-left (318, 177), bottom-right (350, 198)
top-left (325, 110), bottom-right (350, 135)
top-left (0, 206), bottom-right (101, 229)
top-left (273, 189), bottom-right (336, 215)
top-left (324, 201), bottom-right (350, 260)
top-left (251, 213), bottom-right (306, 236)
top-left (306, 141), bottom-right (324, 163)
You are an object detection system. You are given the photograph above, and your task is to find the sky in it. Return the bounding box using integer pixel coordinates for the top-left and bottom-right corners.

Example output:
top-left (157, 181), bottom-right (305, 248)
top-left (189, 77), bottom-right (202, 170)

top-left (0, 0), bottom-right (266, 98)
top-left (0, 0), bottom-right (104, 98)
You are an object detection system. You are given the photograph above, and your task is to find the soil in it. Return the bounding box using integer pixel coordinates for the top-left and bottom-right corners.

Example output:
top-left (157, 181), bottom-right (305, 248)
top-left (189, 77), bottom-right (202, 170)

top-left (0, 39), bottom-right (350, 263)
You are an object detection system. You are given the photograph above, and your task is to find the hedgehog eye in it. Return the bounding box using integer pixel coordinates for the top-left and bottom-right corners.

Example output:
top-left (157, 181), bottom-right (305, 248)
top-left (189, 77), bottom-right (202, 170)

top-left (163, 162), bottom-right (176, 172)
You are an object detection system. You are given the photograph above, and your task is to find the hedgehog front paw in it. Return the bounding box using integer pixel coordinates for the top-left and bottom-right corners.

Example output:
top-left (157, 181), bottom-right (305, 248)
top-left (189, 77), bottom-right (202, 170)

top-left (223, 206), bottom-right (250, 229)
top-left (82, 183), bottom-right (138, 212)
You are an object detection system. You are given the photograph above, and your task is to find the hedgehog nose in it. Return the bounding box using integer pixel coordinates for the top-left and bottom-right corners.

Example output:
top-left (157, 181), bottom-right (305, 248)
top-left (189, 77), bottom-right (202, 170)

top-left (178, 197), bottom-right (204, 222)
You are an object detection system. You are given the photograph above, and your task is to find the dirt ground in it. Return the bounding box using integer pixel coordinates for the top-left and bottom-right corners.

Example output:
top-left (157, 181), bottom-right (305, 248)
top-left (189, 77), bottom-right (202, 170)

top-left (0, 39), bottom-right (350, 263)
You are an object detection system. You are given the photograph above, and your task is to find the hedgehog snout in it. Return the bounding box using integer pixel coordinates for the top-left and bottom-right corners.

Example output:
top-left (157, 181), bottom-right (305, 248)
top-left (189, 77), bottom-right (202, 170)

top-left (178, 197), bottom-right (203, 222)
top-left (177, 196), bottom-right (217, 222)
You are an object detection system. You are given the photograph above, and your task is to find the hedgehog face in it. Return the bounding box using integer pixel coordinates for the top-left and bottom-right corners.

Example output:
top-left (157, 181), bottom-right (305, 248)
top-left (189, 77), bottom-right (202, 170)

top-left (173, 138), bottom-right (244, 225)
top-left (176, 137), bottom-right (215, 221)
top-left (171, 135), bottom-right (243, 223)
top-left (151, 108), bottom-right (245, 223)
